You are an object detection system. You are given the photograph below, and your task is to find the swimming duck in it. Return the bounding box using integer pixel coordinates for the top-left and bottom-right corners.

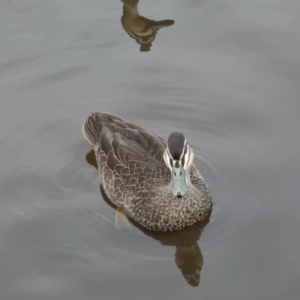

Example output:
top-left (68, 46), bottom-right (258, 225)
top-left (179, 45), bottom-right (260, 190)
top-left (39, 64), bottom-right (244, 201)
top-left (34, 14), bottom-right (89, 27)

top-left (82, 112), bottom-right (212, 231)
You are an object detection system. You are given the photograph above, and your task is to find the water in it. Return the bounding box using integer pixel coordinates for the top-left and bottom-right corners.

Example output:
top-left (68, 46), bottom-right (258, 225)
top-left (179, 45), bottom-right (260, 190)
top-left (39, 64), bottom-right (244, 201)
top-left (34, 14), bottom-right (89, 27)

top-left (1, 0), bottom-right (300, 299)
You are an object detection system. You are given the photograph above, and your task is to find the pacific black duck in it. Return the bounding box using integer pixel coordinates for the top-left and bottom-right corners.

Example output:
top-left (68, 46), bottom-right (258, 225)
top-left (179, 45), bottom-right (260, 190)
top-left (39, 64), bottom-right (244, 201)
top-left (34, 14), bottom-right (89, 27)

top-left (82, 112), bottom-right (211, 231)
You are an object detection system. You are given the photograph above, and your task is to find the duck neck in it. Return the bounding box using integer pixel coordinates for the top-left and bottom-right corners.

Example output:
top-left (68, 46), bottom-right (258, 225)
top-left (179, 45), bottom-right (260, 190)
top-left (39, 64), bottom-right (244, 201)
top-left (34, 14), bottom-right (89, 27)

top-left (123, 3), bottom-right (139, 18)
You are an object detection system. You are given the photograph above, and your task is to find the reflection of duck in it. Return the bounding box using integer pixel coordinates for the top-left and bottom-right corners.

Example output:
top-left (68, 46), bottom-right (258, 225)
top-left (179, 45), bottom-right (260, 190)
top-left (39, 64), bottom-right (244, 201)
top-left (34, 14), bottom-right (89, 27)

top-left (83, 112), bottom-right (212, 231)
top-left (99, 182), bottom-right (211, 287)
top-left (121, 0), bottom-right (174, 51)
top-left (175, 243), bottom-right (203, 287)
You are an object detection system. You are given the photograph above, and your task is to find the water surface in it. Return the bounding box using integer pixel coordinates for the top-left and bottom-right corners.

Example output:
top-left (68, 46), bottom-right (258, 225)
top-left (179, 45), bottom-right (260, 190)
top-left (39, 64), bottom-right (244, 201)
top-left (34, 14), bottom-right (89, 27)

top-left (1, 0), bottom-right (300, 299)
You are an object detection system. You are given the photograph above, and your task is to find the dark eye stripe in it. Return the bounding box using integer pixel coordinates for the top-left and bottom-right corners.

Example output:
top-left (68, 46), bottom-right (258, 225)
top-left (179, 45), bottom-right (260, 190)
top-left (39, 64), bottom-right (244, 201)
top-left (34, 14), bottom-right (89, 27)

top-left (167, 148), bottom-right (173, 168)
top-left (184, 146), bottom-right (190, 168)
top-left (181, 155), bottom-right (185, 167)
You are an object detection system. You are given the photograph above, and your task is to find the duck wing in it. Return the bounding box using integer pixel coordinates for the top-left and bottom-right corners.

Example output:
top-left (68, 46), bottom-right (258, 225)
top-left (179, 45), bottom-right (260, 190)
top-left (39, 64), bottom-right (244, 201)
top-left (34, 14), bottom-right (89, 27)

top-left (82, 113), bottom-right (169, 195)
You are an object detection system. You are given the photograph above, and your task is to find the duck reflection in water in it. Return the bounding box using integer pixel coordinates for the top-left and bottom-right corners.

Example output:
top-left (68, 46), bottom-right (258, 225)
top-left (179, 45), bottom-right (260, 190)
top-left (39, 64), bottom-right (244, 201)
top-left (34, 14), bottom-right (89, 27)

top-left (86, 150), bottom-right (211, 287)
top-left (121, 0), bottom-right (174, 51)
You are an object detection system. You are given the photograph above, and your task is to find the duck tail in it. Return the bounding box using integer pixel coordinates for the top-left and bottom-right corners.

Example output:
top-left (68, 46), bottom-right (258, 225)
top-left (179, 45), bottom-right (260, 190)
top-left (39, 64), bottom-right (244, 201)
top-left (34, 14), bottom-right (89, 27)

top-left (83, 112), bottom-right (126, 146)
top-left (82, 113), bottom-right (102, 146)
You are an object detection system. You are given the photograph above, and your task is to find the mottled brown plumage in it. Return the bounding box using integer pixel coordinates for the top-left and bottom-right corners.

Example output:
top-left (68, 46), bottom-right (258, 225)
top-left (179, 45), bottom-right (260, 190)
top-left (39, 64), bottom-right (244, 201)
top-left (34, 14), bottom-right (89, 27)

top-left (82, 112), bottom-right (212, 231)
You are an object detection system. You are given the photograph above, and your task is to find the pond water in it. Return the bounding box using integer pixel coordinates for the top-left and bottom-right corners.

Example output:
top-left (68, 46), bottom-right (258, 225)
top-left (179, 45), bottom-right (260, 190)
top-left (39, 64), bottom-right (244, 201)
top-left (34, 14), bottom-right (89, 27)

top-left (1, 0), bottom-right (300, 299)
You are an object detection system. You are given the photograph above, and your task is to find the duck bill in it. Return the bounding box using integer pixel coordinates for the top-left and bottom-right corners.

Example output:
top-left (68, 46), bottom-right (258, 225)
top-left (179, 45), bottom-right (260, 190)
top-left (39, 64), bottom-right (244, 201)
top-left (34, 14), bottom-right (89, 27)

top-left (171, 166), bottom-right (187, 197)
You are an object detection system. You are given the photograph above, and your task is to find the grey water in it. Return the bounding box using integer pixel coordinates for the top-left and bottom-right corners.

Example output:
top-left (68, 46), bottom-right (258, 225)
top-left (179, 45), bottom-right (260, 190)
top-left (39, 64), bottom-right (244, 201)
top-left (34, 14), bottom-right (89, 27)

top-left (1, 0), bottom-right (300, 299)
